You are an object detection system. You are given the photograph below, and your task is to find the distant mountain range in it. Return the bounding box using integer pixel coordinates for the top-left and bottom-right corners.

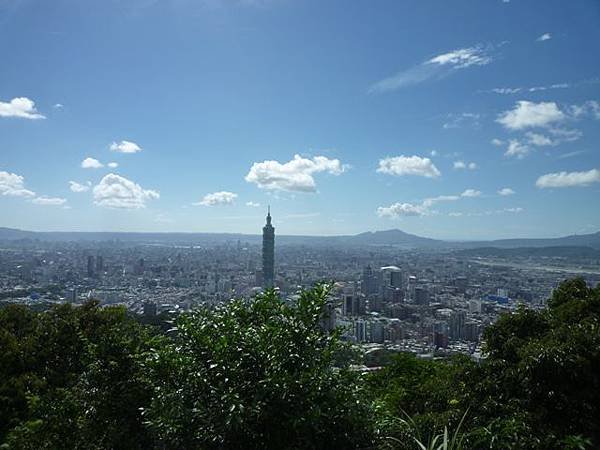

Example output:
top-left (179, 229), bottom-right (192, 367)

top-left (1, 226), bottom-right (600, 250)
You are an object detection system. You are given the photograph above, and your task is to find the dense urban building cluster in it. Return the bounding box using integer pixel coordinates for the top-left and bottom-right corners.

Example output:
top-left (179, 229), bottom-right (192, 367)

top-left (1, 212), bottom-right (599, 360)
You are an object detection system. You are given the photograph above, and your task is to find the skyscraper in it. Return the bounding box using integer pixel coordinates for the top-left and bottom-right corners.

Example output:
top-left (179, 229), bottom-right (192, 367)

top-left (262, 207), bottom-right (275, 288)
top-left (87, 255), bottom-right (95, 278)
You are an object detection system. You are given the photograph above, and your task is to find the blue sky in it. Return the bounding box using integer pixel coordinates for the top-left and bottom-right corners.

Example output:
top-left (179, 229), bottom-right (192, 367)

top-left (1, 0), bottom-right (599, 239)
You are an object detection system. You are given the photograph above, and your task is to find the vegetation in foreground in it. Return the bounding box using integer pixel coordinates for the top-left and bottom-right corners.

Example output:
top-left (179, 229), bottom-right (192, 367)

top-left (0, 278), bottom-right (599, 449)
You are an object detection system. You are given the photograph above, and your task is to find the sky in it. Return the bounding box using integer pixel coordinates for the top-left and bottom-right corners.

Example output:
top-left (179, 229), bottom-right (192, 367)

top-left (1, 0), bottom-right (599, 239)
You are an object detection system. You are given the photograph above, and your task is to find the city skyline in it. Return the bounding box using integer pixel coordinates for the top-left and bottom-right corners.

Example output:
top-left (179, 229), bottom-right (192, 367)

top-left (1, 0), bottom-right (600, 239)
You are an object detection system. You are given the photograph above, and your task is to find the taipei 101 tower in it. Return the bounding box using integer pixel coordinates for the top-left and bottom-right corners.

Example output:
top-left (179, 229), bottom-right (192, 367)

top-left (262, 206), bottom-right (275, 288)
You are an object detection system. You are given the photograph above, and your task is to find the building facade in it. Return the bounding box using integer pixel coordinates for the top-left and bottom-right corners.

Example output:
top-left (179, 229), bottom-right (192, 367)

top-left (262, 207), bottom-right (275, 288)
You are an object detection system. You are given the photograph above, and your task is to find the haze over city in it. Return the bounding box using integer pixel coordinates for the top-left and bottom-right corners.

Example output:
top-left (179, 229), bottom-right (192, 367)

top-left (1, 0), bottom-right (599, 239)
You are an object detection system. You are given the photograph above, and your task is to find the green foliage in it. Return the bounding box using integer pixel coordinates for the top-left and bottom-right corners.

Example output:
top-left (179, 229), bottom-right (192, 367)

top-left (0, 301), bottom-right (155, 449)
top-left (366, 277), bottom-right (600, 449)
top-left (1, 279), bottom-right (599, 449)
top-left (142, 284), bottom-right (373, 449)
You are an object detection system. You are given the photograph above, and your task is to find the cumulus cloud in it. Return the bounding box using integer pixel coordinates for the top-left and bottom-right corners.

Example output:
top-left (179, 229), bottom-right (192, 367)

top-left (377, 155), bottom-right (440, 178)
top-left (505, 139), bottom-right (530, 158)
top-left (525, 128), bottom-right (582, 147)
top-left (245, 154), bottom-right (346, 192)
top-left (525, 132), bottom-right (555, 146)
top-left (32, 196), bottom-right (67, 206)
top-left (568, 100), bottom-right (600, 120)
top-left (69, 181), bottom-right (91, 193)
top-left (107, 162), bottom-right (119, 168)
top-left (0, 97), bottom-right (45, 119)
top-left (536, 169), bottom-right (600, 188)
top-left (497, 101), bottom-right (566, 130)
top-left (246, 201), bottom-right (260, 207)
top-left (537, 33), bottom-right (552, 42)
top-left (369, 45), bottom-right (493, 92)
top-left (453, 161), bottom-right (477, 170)
top-left (377, 202), bottom-right (428, 218)
top-left (498, 187), bottom-right (515, 196)
top-left (378, 188), bottom-right (481, 219)
top-left (461, 189), bottom-right (481, 198)
top-left (0, 171), bottom-right (36, 197)
top-left (110, 140), bottom-right (142, 153)
top-left (93, 173), bottom-right (159, 208)
top-left (491, 138), bottom-right (504, 146)
top-left (195, 191), bottom-right (238, 206)
top-left (81, 157), bottom-right (104, 169)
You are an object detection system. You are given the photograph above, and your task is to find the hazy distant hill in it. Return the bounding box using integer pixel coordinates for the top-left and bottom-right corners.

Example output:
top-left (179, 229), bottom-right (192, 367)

top-left (0, 227), bottom-right (599, 250)
top-left (337, 229), bottom-right (444, 248)
top-left (456, 246), bottom-right (600, 258)
top-left (463, 232), bottom-right (600, 250)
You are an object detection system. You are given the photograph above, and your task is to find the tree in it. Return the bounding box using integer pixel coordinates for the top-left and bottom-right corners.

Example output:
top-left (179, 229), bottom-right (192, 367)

top-left (1, 301), bottom-right (156, 449)
top-left (142, 285), bottom-right (374, 449)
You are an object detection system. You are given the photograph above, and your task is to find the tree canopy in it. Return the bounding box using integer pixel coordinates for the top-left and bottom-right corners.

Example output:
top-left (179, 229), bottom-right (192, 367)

top-left (1, 278), bottom-right (599, 449)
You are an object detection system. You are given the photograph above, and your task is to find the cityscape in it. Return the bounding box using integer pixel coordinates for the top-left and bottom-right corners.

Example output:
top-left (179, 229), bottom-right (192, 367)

top-left (2, 1), bottom-right (600, 448)
top-left (2, 211), bottom-right (598, 361)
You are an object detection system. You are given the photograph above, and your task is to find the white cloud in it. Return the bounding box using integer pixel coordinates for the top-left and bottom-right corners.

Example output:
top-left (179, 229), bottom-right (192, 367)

top-left (195, 191), bottom-right (238, 206)
top-left (379, 188), bottom-right (481, 219)
top-left (453, 160), bottom-right (477, 170)
top-left (549, 127), bottom-right (583, 141)
top-left (486, 82), bottom-right (576, 95)
top-left (0, 97), bottom-right (45, 119)
top-left (568, 100), bottom-right (600, 120)
top-left (69, 181), bottom-right (91, 193)
top-left (498, 187), bottom-right (515, 196)
top-left (448, 212), bottom-right (463, 217)
top-left (377, 155), bottom-right (440, 178)
top-left (465, 207), bottom-right (524, 217)
top-left (107, 162), bottom-right (119, 168)
top-left (246, 201), bottom-right (260, 207)
top-left (245, 154), bottom-right (346, 192)
top-left (377, 202), bottom-right (428, 218)
top-left (427, 46), bottom-right (492, 68)
top-left (537, 33), bottom-right (552, 42)
top-left (525, 132), bottom-right (555, 146)
top-left (443, 112), bottom-right (480, 129)
top-left (490, 87), bottom-right (522, 95)
top-left (491, 138), bottom-right (504, 146)
top-left (497, 101), bottom-right (566, 130)
top-left (81, 157), bottom-right (104, 169)
top-left (369, 45), bottom-right (492, 92)
top-left (461, 189), bottom-right (481, 198)
top-left (110, 140), bottom-right (142, 153)
top-left (53, 103), bottom-right (64, 109)
top-left (32, 196), bottom-right (67, 206)
top-left (0, 171), bottom-right (36, 197)
top-left (536, 169), bottom-right (600, 188)
top-left (93, 173), bottom-right (159, 208)
top-left (529, 83), bottom-right (569, 92)
top-left (430, 150), bottom-right (438, 156)
top-left (422, 195), bottom-right (460, 208)
top-left (505, 139), bottom-right (530, 158)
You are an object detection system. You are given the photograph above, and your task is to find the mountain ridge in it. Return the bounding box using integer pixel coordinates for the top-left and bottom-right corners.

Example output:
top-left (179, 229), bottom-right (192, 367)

top-left (1, 227), bottom-right (599, 249)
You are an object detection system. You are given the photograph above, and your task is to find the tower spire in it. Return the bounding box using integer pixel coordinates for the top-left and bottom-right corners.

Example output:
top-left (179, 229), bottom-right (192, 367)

top-left (262, 206), bottom-right (275, 288)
